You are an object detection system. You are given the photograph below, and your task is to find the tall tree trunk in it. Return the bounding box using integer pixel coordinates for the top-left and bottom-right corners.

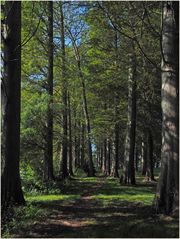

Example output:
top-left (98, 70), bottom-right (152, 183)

top-left (45, 1), bottom-right (54, 181)
top-left (112, 93), bottom-right (120, 178)
top-left (80, 122), bottom-right (85, 167)
top-left (107, 139), bottom-right (111, 176)
top-left (123, 54), bottom-right (137, 185)
top-left (78, 61), bottom-right (95, 176)
top-left (135, 146), bottom-right (139, 172)
top-left (146, 130), bottom-right (154, 181)
top-left (103, 138), bottom-right (107, 175)
top-left (100, 145), bottom-right (103, 170)
top-left (67, 28), bottom-right (95, 176)
top-left (141, 140), bottom-right (147, 175)
top-left (1, 1), bottom-right (25, 206)
top-left (74, 114), bottom-right (77, 168)
top-left (154, 2), bottom-right (179, 215)
top-left (113, 122), bottom-right (120, 178)
top-left (68, 92), bottom-right (73, 176)
top-left (60, 2), bottom-right (68, 179)
top-left (113, 29), bottom-right (120, 178)
top-left (96, 146), bottom-right (100, 168)
top-left (74, 117), bottom-right (80, 168)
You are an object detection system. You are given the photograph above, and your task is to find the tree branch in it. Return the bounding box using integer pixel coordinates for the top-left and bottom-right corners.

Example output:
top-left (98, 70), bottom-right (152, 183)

top-left (20, 9), bottom-right (45, 48)
top-left (97, 2), bottom-right (161, 71)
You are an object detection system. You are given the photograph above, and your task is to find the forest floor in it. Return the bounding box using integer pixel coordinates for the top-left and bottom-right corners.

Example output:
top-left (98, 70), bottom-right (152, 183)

top-left (2, 173), bottom-right (179, 238)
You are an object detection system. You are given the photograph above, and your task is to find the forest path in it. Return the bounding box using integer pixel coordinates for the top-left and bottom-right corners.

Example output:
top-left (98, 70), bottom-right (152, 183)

top-left (14, 175), bottom-right (178, 238)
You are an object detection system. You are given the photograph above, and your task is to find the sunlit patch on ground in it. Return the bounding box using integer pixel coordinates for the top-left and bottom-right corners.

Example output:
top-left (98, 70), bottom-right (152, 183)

top-left (26, 194), bottom-right (81, 201)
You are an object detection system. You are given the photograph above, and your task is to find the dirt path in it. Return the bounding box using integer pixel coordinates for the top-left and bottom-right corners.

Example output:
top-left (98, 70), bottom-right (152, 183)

top-left (13, 176), bottom-right (178, 238)
top-left (17, 177), bottom-right (106, 238)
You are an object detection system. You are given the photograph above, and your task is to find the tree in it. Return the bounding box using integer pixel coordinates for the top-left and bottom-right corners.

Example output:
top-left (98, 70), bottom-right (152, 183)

top-left (154, 1), bottom-right (179, 215)
top-left (21, 2), bottom-right (57, 181)
top-left (2, 1), bottom-right (25, 206)
top-left (141, 140), bottom-right (147, 176)
top-left (146, 129), bottom-right (155, 181)
top-left (67, 26), bottom-right (95, 176)
top-left (44, 0), bottom-right (54, 180)
top-left (59, 2), bottom-right (69, 179)
top-left (85, 3), bottom-right (128, 177)
top-left (67, 92), bottom-right (73, 176)
top-left (112, 97), bottom-right (120, 178)
top-left (123, 54), bottom-right (137, 185)
top-left (107, 139), bottom-right (111, 176)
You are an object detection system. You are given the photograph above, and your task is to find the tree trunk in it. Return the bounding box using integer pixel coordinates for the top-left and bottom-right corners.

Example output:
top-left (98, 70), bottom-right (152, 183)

top-left (154, 2), bottom-right (179, 215)
top-left (45, 1), bottom-right (54, 181)
top-left (146, 130), bottom-right (154, 181)
top-left (113, 122), bottom-right (120, 178)
top-left (74, 118), bottom-right (80, 168)
top-left (68, 92), bottom-right (73, 176)
top-left (123, 54), bottom-right (137, 185)
top-left (100, 145), bottom-right (103, 170)
top-left (1, 1), bottom-right (25, 206)
top-left (96, 146), bottom-right (100, 168)
top-left (141, 140), bottom-right (147, 176)
top-left (67, 28), bottom-right (95, 176)
top-left (113, 29), bottom-right (120, 178)
top-left (78, 61), bottom-right (95, 176)
top-left (103, 139), bottom-right (107, 175)
top-left (112, 93), bottom-right (120, 178)
top-left (107, 139), bottom-right (111, 176)
top-left (135, 147), bottom-right (138, 172)
top-left (80, 122), bottom-right (85, 167)
top-left (59, 2), bottom-right (68, 179)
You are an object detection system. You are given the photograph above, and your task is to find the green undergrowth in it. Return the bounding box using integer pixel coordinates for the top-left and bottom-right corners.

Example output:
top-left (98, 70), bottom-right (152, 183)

top-left (2, 203), bottom-right (49, 238)
top-left (2, 171), bottom-right (179, 238)
top-left (2, 192), bottom-right (81, 238)
top-left (22, 178), bottom-right (62, 196)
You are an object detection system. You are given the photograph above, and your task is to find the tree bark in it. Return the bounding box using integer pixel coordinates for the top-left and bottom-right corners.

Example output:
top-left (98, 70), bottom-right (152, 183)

top-left (135, 147), bottom-right (138, 172)
top-left (96, 146), bottom-right (100, 168)
top-left (113, 29), bottom-right (120, 178)
top-left (112, 93), bottom-right (120, 178)
top-left (123, 54), bottom-right (137, 185)
top-left (99, 145), bottom-right (103, 170)
top-left (141, 140), bottom-right (147, 176)
top-left (2, 1), bottom-right (25, 206)
top-left (113, 122), bottom-right (120, 178)
top-left (80, 122), bottom-right (85, 167)
top-left (59, 2), bottom-right (68, 179)
top-left (74, 117), bottom-right (80, 168)
top-left (103, 138), bottom-right (107, 175)
top-left (76, 62), bottom-right (95, 176)
top-left (68, 92), bottom-right (73, 176)
top-left (107, 139), bottom-right (111, 176)
top-left (45, 1), bottom-right (54, 181)
top-left (155, 2), bottom-right (179, 215)
top-left (146, 130), bottom-right (154, 181)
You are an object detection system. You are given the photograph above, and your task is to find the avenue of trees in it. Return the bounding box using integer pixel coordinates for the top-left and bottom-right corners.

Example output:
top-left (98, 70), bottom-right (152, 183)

top-left (1, 1), bottom-right (179, 216)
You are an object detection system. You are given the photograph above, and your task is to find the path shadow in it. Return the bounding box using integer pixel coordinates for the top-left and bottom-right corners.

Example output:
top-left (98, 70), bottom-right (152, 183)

top-left (15, 176), bottom-right (178, 238)
top-left (19, 199), bottom-right (178, 238)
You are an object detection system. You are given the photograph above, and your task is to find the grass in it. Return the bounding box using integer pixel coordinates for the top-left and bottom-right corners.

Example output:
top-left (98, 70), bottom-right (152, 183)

top-left (1, 171), bottom-right (179, 238)
top-left (26, 194), bottom-right (80, 202)
top-left (78, 177), bottom-right (98, 182)
top-left (2, 193), bottom-right (81, 238)
top-left (91, 177), bottom-right (156, 205)
top-left (2, 203), bottom-right (49, 238)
